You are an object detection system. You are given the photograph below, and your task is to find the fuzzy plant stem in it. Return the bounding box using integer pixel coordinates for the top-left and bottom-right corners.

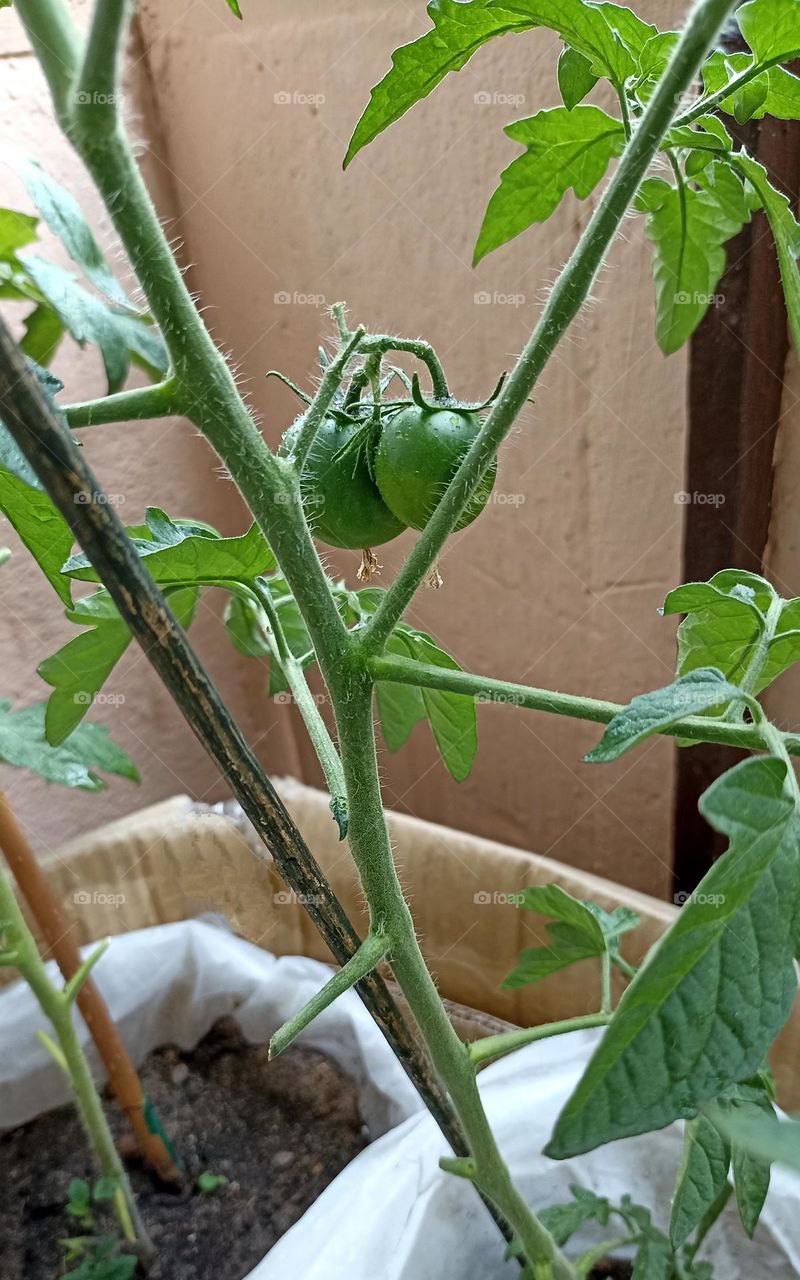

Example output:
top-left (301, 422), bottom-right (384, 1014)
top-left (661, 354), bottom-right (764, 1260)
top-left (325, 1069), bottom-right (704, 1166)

top-left (0, 863), bottom-right (150, 1256)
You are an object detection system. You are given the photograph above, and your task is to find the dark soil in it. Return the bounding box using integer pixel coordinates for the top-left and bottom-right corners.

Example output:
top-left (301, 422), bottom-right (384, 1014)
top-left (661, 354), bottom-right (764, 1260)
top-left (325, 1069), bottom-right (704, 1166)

top-left (1, 1016), bottom-right (367, 1279)
top-left (1, 1015), bottom-right (635, 1280)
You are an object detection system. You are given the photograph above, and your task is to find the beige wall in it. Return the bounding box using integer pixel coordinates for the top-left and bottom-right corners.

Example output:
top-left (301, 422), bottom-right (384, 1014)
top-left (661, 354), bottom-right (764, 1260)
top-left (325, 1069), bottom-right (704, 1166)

top-left (2, 1), bottom-right (709, 898)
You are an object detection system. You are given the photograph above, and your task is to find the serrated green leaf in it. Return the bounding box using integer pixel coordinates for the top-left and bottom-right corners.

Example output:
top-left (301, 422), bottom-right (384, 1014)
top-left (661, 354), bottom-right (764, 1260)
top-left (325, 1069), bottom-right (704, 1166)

top-left (702, 50), bottom-right (800, 121)
top-left (633, 31), bottom-right (679, 103)
top-left (734, 74), bottom-right (770, 122)
top-left (474, 106), bottom-right (624, 263)
top-left (540, 1185), bottom-right (611, 1246)
top-left (344, 0), bottom-right (653, 166)
top-left (16, 160), bottom-right (130, 308)
top-left (64, 517), bottom-right (275, 587)
top-left (631, 1230), bottom-right (673, 1280)
top-left (558, 44), bottom-right (599, 110)
top-left (39, 587), bottom-right (197, 744)
top-left (223, 592), bottom-right (271, 659)
top-left (0, 466), bottom-right (73, 603)
top-left (737, 0), bottom-right (800, 65)
top-left (731, 1113), bottom-right (773, 1236)
top-left (643, 171), bottom-right (749, 354)
top-left (413, 633), bottom-right (477, 782)
top-left (18, 256), bottom-right (129, 393)
top-left (546, 756), bottom-right (799, 1159)
top-left (0, 701), bottom-right (138, 790)
top-left (0, 207), bottom-right (38, 257)
top-left (375, 632), bottom-right (427, 751)
top-left (734, 151), bottom-right (800, 352)
top-left (670, 1109), bottom-right (731, 1247)
top-left (585, 668), bottom-right (744, 763)
top-left (502, 883), bottom-right (609, 989)
top-left (19, 303), bottom-right (63, 367)
top-left (722, 1113), bottom-right (800, 1177)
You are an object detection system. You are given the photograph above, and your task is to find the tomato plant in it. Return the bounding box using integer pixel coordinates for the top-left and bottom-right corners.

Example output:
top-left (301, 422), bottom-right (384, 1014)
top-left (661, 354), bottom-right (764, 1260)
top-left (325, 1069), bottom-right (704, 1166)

top-left (2, 0), bottom-right (800, 1277)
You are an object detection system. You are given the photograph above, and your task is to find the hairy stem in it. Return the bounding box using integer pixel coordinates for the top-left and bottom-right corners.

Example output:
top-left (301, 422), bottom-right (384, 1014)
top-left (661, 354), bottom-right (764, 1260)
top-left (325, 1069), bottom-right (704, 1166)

top-left (64, 379), bottom-right (180, 428)
top-left (363, 0), bottom-right (740, 648)
top-left (251, 578), bottom-right (348, 832)
top-left (674, 53), bottom-right (793, 127)
top-left (368, 653), bottom-right (800, 755)
top-left (334, 680), bottom-right (576, 1280)
top-left (467, 1013), bottom-right (612, 1067)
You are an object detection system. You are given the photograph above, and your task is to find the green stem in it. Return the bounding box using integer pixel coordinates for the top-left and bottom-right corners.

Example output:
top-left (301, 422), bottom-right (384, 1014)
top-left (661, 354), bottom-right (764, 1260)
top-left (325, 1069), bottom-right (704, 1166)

top-left (363, 0), bottom-right (740, 649)
top-left (674, 53), bottom-right (793, 128)
top-left (335, 681), bottom-right (576, 1280)
top-left (600, 952), bottom-right (612, 1015)
top-left (612, 954), bottom-right (638, 981)
top-left (14, 0), bottom-right (80, 126)
top-left (290, 324), bottom-right (366, 469)
top-left (269, 929), bottom-right (388, 1057)
top-left (367, 654), bottom-right (800, 756)
top-left (251, 578), bottom-right (349, 833)
top-left (0, 866), bottom-right (149, 1254)
top-left (359, 335), bottom-right (450, 400)
top-left (73, 0), bottom-right (129, 134)
top-left (467, 1013), bottom-right (611, 1067)
top-left (63, 379), bottom-right (179, 427)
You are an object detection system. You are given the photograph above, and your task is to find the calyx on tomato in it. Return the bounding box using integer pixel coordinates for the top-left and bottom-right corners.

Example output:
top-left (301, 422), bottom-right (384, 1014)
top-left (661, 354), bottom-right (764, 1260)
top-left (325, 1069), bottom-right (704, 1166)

top-left (373, 375), bottom-right (502, 533)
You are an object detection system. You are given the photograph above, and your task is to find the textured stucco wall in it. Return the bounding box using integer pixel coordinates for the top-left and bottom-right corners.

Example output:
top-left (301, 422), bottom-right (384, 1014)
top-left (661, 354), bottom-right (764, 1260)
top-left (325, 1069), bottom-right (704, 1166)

top-left (0, 1), bottom-right (710, 896)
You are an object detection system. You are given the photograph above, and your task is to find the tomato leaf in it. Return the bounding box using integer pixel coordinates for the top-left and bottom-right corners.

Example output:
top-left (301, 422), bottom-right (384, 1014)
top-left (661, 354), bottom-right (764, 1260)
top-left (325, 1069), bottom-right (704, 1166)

top-left (64, 512), bottom-right (276, 587)
top-left (584, 668), bottom-right (745, 763)
top-left (643, 168), bottom-right (749, 354)
top-left (546, 756), bottom-right (799, 1159)
top-left (224, 0), bottom-right (242, 16)
top-left (223, 592), bottom-right (271, 659)
top-left (557, 44), bottom-right (599, 110)
top-left (39, 587), bottom-right (198, 744)
top-left (702, 50), bottom-right (800, 121)
top-left (375, 632), bottom-right (428, 751)
top-left (729, 1097), bottom-right (776, 1236)
top-left (412, 633), bottom-right (477, 782)
top-left (15, 159), bottom-right (131, 308)
top-left (502, 884), bottom-right (633, 989)
top-left (0, 700), bottom-right (138, 790)
top-left (344, 0), bottom-right (654, 166)
top-left (474, 106), bottom-right (624, 263)
top-left (0, 466), bottom-right (73, 604)
top-left (721, 1113), bottom-right (800, 1177)
top-left (737, 0), bottom-right (800, 65)
top-left (670, 1108), bottom-right (731, 1247)
top-left (734, 151), bottom-right (800, 353)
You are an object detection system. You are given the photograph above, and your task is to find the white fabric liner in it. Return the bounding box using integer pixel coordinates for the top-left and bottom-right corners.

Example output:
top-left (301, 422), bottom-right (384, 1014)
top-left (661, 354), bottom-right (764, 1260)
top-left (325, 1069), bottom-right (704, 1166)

top-left (1, 920), bottom-right (798, 1279)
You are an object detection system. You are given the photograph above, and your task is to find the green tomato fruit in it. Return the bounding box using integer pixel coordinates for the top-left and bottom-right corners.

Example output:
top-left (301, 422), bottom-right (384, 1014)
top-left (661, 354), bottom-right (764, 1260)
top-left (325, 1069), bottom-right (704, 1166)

top-left (282, 416), bottom-right (407, 550)
top-left (374, 405), bottom-right (497, 532)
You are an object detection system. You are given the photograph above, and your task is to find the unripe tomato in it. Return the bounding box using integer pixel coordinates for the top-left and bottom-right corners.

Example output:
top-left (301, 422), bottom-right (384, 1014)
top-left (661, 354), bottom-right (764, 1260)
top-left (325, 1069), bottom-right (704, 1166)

top-left (374, 404), bottom-right (497, 532)
top-left (282, 415), bottom-right (407, 550)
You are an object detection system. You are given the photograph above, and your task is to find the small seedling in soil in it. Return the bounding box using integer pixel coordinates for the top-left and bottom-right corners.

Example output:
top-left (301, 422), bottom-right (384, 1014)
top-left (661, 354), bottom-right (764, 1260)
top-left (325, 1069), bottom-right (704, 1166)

top-left (196, 1172), bottom-right (230, 1195)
